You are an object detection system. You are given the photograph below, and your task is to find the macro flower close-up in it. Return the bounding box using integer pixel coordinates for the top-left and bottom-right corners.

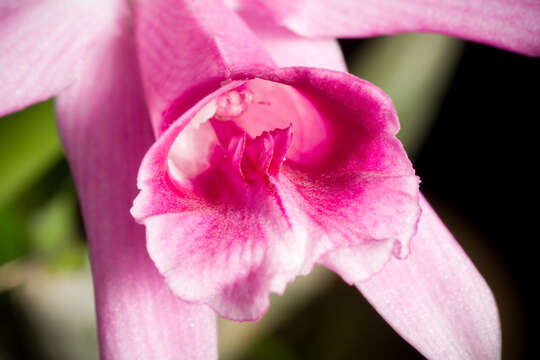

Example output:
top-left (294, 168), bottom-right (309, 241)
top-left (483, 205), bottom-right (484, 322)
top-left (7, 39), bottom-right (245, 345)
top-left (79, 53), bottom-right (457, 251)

top-left (1, 0), bottom-right (538, 359)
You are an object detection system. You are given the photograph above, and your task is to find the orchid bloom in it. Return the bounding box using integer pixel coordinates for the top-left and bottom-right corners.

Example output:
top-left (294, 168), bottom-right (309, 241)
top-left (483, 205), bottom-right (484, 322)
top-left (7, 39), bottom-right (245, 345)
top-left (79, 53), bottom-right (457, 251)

top-left (1, 0), bottom-right (538, 359)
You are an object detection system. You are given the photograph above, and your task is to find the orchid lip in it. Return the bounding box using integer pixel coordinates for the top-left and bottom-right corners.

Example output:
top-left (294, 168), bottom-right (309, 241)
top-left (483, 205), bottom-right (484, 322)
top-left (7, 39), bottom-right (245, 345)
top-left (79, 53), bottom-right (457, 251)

top-left (133, 68), bottom-right (427, 333)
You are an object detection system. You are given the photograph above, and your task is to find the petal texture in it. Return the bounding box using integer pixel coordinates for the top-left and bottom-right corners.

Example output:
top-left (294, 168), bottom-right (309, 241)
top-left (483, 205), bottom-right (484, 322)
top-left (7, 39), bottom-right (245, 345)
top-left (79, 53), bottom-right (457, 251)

top-left (230, 3), bottom-right (346, 71)
top-left (142, 187), bottom-right (306, 321)
top-left (357, 195), bottom-right (501, 360)
top-left (133, 67), bottom-right (420, 321)
top-left (243, 0), bottom-right (540, 56)
top-left (55, 11), bottom-right (217, 360)
top-left (134, 0), bottom-right (275, 136)
top-left (0, 0), bottom-right (122, 117)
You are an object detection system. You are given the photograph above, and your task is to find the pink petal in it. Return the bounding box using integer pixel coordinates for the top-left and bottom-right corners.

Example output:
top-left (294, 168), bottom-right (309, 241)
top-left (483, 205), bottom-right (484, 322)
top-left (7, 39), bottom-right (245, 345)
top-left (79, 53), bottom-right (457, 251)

top-left (258, 68), bottom-right (411, 174)
top-left (245, 130), bottom-right (274, 175)
top-left (229, 2), bottom-right (346, 70)
top-left (133, 67), bottom-right (420, 321)
top-left (0, 0), bottom-right (123, 117)
top-left (210, 118), bottom-right (248, 178)
top-left (357, 195), bottom-right (501, 359)
top-left (260, 68), bottom-right (420, 282)
top-left (133, 0), bottom-right (275, 136)
top-left (55, 13), bottom-right (217, 360)
top-left (246, 0), bottom-right (540, 56)
top-left (142, 188), bottom-right (307, 321)
top-left (268, 126), bottom-right (293, 175)
top-left (277, 172), bottom-right (420, 283)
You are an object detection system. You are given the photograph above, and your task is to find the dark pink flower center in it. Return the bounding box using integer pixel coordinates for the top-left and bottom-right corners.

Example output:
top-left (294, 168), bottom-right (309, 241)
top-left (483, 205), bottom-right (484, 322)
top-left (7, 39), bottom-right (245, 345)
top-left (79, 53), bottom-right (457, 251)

top-left (166, 79), bottom-right (325, 188)
top-left (210, 117), bottom-right (292, 181)
top-left (209, 87), bottom-right (292, 181)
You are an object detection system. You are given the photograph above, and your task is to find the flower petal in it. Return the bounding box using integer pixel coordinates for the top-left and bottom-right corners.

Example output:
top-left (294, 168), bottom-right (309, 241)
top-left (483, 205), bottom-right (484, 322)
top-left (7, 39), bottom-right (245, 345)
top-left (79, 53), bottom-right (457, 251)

top-left (133, 0), bottom-right (275, 136)
top-left (55, 15), bottom-right (217, 360)
top-left (0, 0), bottom-right (122, 117)
top-left (260, 68), bottom-right (420, 282)
top-left (142, 186), bottom-right (307, 321)
top-left (245, 0), bottom-right (540, 56)
top-left (357, 195), bottom-right (501, 359)
top-left (229, 2), bottom-right (346, 70)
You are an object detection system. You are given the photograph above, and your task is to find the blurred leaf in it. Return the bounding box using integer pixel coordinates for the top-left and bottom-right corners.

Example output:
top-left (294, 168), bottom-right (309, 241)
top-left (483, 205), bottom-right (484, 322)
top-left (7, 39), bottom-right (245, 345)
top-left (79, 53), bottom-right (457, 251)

top-left (0, 207), bottom-right (28, 265)
top-left (348, 33), bottom-right (463, 157)
top-left (48, 242), bottom-right (86, 271)
top-left (0, 100), bottom-right (63, 209)
top-left (27, 185), bottom-right (84, 271)
top-left (245, 338), bottom-right (296, 360)
top-left (29, 190), bottom-right (74, 253)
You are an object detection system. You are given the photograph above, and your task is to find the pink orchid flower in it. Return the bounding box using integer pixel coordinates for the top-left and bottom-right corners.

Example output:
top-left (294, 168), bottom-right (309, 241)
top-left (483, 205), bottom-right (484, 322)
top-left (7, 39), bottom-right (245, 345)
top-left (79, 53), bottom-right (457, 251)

top-left (1, 0), bottom-right (538, 359)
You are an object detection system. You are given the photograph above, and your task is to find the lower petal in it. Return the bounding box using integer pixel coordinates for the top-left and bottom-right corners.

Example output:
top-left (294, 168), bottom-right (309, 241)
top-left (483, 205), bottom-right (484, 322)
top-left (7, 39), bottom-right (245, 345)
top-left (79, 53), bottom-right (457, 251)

top-left (55, 18), bottom-right (217, 360)
top-left (357, 195), bottom-right (501, 359)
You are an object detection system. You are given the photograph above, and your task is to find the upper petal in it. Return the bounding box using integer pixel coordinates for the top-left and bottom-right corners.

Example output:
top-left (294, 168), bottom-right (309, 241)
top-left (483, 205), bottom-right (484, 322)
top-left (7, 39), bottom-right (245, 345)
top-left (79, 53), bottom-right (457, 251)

top-left (55, 10), bottom-right (217, 360)
top-left (242, 0), bottom-right (540, 56)
top-left (0, 0), bottom-right (122, 117)
top-left (133, 0), bottom-right (275, 136)
top-left (229, 2), bottom-right (346, 71)
top-left (357, 195), bottom-right (501, 359)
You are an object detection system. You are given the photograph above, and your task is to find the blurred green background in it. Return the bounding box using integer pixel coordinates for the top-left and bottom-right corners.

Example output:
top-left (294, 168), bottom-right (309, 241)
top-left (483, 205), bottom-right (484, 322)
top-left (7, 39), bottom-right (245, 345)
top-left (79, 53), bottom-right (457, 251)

top-left (0, 33), bottom-right (531, 359)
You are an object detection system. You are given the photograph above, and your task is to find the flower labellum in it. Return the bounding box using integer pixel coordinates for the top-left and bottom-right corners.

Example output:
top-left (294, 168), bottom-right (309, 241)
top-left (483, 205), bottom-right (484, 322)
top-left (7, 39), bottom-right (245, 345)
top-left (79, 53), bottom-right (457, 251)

top-left (132, 69), bottom-right (421, 321)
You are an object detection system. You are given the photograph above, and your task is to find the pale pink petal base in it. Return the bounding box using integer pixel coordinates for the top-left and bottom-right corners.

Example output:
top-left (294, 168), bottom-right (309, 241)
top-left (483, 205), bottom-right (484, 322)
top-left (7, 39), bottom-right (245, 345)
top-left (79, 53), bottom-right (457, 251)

top-left (357, 195), bottom-right (501, 360)
top-left (247, 0), bottom-right (540, 56)
top-left (55, 16), bottom-right (217, 360)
